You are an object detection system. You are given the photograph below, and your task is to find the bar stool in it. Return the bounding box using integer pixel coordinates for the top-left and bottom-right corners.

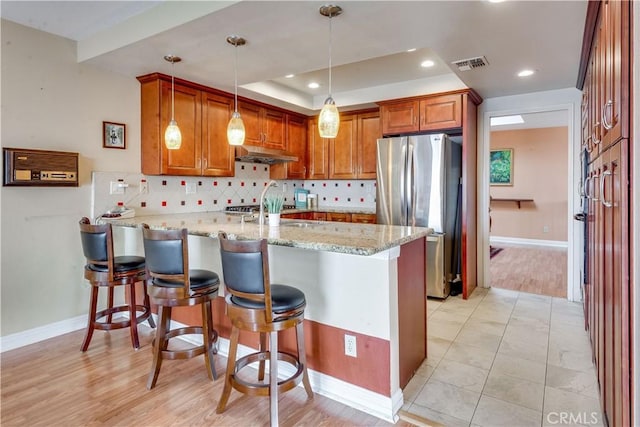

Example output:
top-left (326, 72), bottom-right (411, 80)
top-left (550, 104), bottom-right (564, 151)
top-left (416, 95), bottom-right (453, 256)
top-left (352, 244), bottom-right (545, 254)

top-left (217, 231), bottom-right (313, 427)
top-left (78, 217), bottom-right (155, 352)
top-left (141, 224), bottom-right (220, 389)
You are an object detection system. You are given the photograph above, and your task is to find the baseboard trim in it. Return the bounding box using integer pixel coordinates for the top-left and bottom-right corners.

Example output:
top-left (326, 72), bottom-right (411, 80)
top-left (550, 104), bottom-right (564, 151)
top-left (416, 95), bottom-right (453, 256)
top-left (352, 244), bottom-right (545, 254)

top-left (0, 314), bottom-right (401, 423)
top-left (490, 236), bottom-right (568, 249)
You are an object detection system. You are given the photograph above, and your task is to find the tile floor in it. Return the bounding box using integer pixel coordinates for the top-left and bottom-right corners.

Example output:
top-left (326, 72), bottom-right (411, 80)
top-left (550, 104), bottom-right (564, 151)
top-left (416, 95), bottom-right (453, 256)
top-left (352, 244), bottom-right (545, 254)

top-left (402, 287), bottom-right (604, 427)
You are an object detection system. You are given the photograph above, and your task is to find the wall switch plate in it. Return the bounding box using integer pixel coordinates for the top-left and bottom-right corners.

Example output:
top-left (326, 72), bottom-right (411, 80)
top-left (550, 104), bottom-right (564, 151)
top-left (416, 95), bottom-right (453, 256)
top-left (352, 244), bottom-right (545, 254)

top-left (344, 334), bottom-right (357, 357)
top-left (186, 182), bottom-right (196, 194)
top-left (139, 180), bottom-right (148, 194)
top-left (543, 225), bottom-right (549, 233)
top-left (110, 181), bottom-right (125, 195)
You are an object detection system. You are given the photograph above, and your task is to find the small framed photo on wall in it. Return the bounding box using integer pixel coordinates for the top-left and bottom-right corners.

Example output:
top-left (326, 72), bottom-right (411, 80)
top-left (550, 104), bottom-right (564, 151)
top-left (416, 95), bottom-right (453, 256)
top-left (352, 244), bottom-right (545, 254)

top-left (490, 148), bottom-right (513, 186)
top-left (103, 121), bottom-right (126, 149)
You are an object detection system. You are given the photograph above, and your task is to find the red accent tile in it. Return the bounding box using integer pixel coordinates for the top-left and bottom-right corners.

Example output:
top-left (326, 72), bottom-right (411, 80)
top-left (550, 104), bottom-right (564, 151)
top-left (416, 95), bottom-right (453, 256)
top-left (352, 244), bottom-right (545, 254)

top-left (252, 198), bottom-right (257, 203)
top-left (214, 181), bottom-right (218, 186)
top-left (198, 200), bottom-right (203, 205)
top-left (323, 183), bottom-right (327, 187)
top-left (360, 198), bottom-right (364, 202)
top-left (117, 201), bottom-right (124, 206)
top-left (334, 197), bottom-right (339, 201)
top-left (348, 183), bottom-right (351, 187)
top-left (253, 166), bottom-right (257, 171)
top-left (181, 180), bottom-right (185, 186)
top-left (141, 202), bottom-right (146, 207)
top-left (162, 201), bottom-right (167, 207)
top-left (241, 182), bottom-right (245, 187)
top-left (141, 179), bottom-right (147, 183)
top-left (227, 199), bottom-right (232, 204)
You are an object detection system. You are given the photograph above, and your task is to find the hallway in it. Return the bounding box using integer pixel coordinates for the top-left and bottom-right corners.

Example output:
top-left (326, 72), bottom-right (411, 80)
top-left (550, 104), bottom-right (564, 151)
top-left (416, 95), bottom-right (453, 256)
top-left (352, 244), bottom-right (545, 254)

top-left (402, 287), bottom-right (602, 427)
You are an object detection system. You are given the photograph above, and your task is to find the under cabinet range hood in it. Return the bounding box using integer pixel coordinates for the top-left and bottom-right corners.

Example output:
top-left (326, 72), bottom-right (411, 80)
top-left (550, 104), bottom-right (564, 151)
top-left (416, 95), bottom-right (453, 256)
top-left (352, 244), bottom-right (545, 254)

top-left (234, 145), bottom-right (298, 164)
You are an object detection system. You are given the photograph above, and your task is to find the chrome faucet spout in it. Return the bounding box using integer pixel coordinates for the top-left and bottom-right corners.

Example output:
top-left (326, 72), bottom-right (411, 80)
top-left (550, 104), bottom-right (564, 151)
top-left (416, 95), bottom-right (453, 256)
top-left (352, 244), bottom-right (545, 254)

top-left (259, 180), bottom-right (278, 225)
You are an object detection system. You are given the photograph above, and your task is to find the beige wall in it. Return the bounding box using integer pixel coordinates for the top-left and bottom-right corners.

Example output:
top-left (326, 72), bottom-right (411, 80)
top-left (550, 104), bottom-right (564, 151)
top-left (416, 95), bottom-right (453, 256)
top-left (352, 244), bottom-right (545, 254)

top-left (490, 127), bottom-right (568, 242)
top-left (1, 20), bottom-right (142, 336)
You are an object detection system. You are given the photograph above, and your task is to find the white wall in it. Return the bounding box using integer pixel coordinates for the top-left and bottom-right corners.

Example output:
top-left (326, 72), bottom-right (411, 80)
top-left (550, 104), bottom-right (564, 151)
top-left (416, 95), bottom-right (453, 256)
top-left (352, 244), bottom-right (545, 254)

top-left (1, 20), bottom-right (142, 336)
top-left (478, 88), bottom-right (582, 300)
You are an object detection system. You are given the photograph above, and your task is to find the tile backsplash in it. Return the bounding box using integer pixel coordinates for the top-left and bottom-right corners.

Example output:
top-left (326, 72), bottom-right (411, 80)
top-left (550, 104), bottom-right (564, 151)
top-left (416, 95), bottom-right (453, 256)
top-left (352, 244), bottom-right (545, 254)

top-left (91, 162), bottom-right (376, 219)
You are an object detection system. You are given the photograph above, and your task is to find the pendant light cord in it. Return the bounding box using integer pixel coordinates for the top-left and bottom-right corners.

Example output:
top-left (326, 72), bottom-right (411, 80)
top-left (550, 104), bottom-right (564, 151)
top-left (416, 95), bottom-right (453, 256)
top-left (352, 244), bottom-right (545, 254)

top-left (234, 44), bottom-right (239, 113)
top-left (328, 12), bottom-right (333, 97)
top-left (171, 63), bottom-right (175, 120)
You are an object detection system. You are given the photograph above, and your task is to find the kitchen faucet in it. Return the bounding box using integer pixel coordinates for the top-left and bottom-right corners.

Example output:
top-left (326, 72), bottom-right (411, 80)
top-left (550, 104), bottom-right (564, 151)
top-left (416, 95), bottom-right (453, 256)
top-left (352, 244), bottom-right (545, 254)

top-left (259, 180), bottom-right (278, 225)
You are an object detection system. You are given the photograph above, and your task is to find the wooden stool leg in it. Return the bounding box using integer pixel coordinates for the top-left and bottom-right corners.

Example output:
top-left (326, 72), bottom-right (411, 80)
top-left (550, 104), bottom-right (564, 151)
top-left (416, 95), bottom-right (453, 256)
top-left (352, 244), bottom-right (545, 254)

top-left (201, 300), bottom-right (217, 381)
top-left (258, 332), bottom-right (267, 381)
top-left (269, 330), bottom-right (279, 427)
top-left (143, 281), bottom-right (156, 328)
top-left (296, 321), bottom-right (313, 399)
top-left (106, 286), bottom-right (115, 324)
top-left (80, 285), bottom-right (99, 352)
top-left (217, 326), bottom-right (240, 413)
top-left (147, 305), bottom-right (170, 389)
top-left (128, 282), bottom-right (140, 349)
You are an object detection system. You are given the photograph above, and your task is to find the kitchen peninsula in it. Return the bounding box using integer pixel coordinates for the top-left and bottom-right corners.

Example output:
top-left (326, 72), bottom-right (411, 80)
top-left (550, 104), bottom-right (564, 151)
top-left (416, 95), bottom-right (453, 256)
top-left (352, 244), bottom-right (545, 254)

top-left (109, 212), bottom-right (431, 422)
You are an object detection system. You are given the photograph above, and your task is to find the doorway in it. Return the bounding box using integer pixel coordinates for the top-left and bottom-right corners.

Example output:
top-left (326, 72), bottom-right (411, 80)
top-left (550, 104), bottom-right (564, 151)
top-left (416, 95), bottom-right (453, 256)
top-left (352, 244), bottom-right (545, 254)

top-left (479, 100), bottom-right (581, 302)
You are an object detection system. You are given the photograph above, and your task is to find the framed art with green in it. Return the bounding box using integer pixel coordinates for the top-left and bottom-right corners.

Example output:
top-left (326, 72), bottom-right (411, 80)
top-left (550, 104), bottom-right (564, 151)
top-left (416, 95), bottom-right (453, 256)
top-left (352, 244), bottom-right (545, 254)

top-left (490, 148), bottom-right (513, 186)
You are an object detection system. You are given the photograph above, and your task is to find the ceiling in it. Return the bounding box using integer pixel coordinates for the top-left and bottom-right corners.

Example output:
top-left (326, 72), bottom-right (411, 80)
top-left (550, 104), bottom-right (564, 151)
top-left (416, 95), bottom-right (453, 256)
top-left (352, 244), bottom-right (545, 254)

top-left (0, 1), bottom-right (588, 116)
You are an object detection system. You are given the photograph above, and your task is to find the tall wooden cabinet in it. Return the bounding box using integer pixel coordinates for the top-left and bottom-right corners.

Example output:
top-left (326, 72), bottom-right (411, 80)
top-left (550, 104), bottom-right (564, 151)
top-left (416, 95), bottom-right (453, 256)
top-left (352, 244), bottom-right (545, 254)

top-left (238, 101), bottom-right (286, 150)
top-left (138, 73), bottom-right (235, 177)
top-left (578, 1), bottom-right (631, 426)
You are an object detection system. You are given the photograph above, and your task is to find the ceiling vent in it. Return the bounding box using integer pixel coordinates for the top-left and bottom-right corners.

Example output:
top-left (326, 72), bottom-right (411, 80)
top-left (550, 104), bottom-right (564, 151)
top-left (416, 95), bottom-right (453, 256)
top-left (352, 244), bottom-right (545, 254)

top-left (452, 56), bottom-right (489, 71)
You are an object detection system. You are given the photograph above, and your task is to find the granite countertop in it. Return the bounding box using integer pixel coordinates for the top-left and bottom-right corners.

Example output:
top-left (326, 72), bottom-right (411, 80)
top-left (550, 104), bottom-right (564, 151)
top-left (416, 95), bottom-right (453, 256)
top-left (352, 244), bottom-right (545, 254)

top-left (106, 212), bottom-right (431, 256)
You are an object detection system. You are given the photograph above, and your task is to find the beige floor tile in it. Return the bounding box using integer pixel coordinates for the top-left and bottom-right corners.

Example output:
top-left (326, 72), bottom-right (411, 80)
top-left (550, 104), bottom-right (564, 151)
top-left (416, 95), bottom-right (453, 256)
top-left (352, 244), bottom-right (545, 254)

top-left (470, 306), bottom-right (513, 324)
top-left (542, 386), bottom-right (604, 427)
top-left (460, 318), bottom-right (507, 337)
top-left (498, 336), bottom-right (548, 363)
top-left (444, 341), bottom-right (497, 370)
top-left (455, 328), bottom-right (503, 353)
top-left (483, 371), bottom-right (545, 411)
top-left (545, 364), bottom-right (599, 399)
top-left (491, 353), bottom-right (547, 384)
top-left (471, 395), bottom-right (542, 427)
top-left (402, 373), bottom-right (429, 404)
top-left (406, 403), bottom-right (470, 427)
top-left (547, 343), bottom-right (594, 372)
top-left (413, 379), bottom-right (481, 422)
top-left (427, 318), bottom-right (465, 341)
top-left (427, 336), bottom-right (452, 360)
top-left (502, 323), bottom-right (549, 347)
top-left (430, 359), bottom-right (489, 393)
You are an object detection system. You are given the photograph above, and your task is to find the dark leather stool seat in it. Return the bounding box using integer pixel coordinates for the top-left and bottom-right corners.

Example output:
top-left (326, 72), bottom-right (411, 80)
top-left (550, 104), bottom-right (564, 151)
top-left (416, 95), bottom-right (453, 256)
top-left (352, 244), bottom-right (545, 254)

top-left (78, 217), bottom-right (155, 352)
top-left (141, 224), bottom-right (220, 389)
top-left (216, 231), bottom-right (313, 427)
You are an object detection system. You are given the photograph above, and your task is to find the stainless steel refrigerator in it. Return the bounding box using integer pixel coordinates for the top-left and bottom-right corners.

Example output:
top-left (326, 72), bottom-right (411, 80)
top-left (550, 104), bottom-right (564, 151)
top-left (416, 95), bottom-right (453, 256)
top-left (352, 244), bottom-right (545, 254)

top-left (376, 134), bottom-right (462, 298)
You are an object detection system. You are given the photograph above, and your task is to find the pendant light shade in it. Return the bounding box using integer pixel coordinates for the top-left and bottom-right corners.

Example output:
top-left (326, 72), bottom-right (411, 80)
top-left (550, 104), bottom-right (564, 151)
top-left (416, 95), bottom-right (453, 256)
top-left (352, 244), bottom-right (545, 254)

top-left (227, 35), bottom-right (246, 146)
top-left (318, 5), bottom-right (342, 139)
top-left (164, 55), bottom-right (182, 150)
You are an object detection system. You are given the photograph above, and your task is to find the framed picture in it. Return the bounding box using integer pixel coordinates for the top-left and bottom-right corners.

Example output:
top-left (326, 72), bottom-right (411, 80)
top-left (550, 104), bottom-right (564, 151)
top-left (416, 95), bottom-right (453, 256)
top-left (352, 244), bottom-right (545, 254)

top-left (103, 121), bottom-right (126, 149)
top-left (490, 148), bottom-right (513, 186)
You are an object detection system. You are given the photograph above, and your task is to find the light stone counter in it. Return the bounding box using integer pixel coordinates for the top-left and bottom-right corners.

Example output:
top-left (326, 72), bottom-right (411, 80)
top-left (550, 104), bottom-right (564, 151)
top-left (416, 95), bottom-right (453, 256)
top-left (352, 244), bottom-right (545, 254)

top-left (106, 211), bottom-right (431, 256)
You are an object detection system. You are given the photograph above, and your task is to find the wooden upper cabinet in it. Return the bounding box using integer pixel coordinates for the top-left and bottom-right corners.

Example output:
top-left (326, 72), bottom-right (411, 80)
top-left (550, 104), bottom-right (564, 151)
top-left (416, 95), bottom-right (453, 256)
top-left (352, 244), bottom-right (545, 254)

top-left (419, 94), bottom-right (462, 131)
top-left (307, 118), bottom-right (330, 179)
top-left (270, 114), bottom-right (307, 180)
top-left (138, 74), bottom-right (234, 177)
top-left (379, 93), bottom-right (463, 135)
top-left (329, 113), bottom-right (358, 179)
top-left (238, 101), bottom-right (286, 149)
top-left (357, 111), bottom-right (380, 179)
top-left (201, 92), bottom-right (235, 177)
top-left (380, 100), bottom-right (419, 134)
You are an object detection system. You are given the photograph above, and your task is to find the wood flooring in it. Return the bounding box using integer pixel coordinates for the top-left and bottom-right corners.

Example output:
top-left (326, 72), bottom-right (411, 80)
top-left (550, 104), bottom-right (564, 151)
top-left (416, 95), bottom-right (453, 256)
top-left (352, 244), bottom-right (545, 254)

top-left (1, 325), bottom-right (415, 427)
top-left (489, 245), bottom-right (567, 298)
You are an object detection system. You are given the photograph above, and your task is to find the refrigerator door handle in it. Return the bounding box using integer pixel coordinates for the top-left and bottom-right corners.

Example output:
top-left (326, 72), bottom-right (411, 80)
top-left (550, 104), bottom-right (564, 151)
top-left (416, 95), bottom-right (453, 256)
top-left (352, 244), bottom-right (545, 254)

top-left (399, 142), bottom-right (408, 226)
top-left (406, 142), bottom-right (415, 226)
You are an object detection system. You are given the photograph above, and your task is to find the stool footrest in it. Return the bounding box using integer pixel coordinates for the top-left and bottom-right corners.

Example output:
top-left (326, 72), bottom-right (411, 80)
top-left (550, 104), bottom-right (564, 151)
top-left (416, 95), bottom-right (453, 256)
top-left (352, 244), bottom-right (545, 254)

top-left (155, 326), bottom-right (219, 360)
top-left (231, 351), bottom-right (304, 397)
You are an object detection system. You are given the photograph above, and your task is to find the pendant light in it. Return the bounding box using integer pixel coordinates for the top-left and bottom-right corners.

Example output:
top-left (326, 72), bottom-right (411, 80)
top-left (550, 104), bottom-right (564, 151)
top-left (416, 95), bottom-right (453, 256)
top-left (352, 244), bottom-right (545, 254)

top-left (164, 55), bottom-right (182, 150)
top-left (318, 4), bottom-right (342, 138)
top-left (226, 35), bottom-right (247, 146)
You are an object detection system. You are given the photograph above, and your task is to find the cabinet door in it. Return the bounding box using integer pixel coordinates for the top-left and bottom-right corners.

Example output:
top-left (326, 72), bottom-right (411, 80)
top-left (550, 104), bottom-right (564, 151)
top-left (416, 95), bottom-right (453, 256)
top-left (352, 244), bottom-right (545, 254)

top-left (312, 212), bottom-right (327, 221)
top-left (419, 94), bottom-right (462, 131)
top-left (351, 213), bottom-right (376, 224)
top-left (329, 114), bottom-right (357, 179)
top-left (162, 81), bottom-right (202, 175)
top-left (202, 92), bottom-right (235, 177)
top-left (357, 111), bottom-right (380, 179)
top-left (285, 115), bottom-right (307, 179)
top-left (263, 109), bottom-right (286, 150)
top-left (380, 100), bottom-right (419, 135)
top-left (326, 212), bottom-right (351, 222)
top-left (307, 119), bottom-right (329, 179)
top-left (238, 101), bottom-right (262, 146)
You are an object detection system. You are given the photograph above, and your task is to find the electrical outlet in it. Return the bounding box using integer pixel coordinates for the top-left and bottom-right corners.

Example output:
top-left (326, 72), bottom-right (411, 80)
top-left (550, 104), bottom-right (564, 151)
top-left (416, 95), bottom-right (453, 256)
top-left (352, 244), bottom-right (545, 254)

top-left (344, 334), bottom-right (357, 357)
top-left (139, 179), bottom-right (148, 194)
top-left (110, 181), bottom-right (125, 195)
top-left (543, 225), bottom-right (549, 233)
top-left (186, 182), bottom-right (197, 194)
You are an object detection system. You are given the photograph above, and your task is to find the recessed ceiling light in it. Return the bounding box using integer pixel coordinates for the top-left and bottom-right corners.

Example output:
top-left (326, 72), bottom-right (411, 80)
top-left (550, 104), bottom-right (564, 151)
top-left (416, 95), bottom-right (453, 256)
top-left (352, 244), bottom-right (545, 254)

top-left (518, 69), bottom-right (535, 77)
top-left (488, 0), bottom-right (505, 3)
top-left (308, 82), bottom-right (320, 89)
top-left (421, 60), bottom-right (435, 68)
top-left (406, 48), bottom-right (417, 52)
top-left (490, 115), bottom-right (524, 126)
top-left (285, 74), bottom-right (295, 78)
